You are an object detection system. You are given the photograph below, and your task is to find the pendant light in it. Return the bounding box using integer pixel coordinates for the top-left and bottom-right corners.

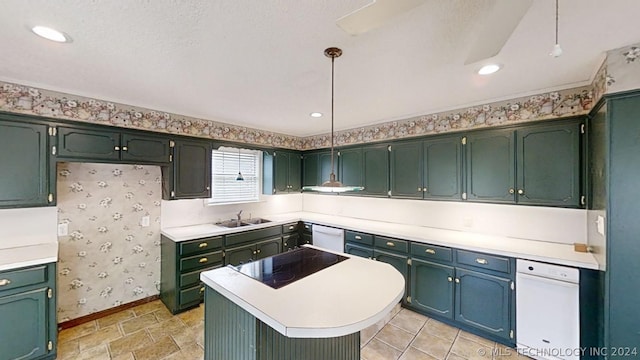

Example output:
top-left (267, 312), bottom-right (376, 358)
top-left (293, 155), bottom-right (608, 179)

top-left (302, 47), bottom-right (364, 193)
top-left (550, 0), bottom-right (563, 57)
top-left (236, 148), bottom-right (244, 181)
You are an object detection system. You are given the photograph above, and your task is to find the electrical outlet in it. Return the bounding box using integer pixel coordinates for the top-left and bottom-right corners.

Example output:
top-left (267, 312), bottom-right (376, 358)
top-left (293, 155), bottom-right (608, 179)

top-left (57, 223), bottom-right (68, 236)
top-left (140, 216), bottom-right (150, 227)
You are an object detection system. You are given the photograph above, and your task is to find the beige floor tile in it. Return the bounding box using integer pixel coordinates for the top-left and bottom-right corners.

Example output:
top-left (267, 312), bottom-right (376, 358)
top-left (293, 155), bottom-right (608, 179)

top-left (400, 347), bottom-right (439, 360)
top-left (111, 352), bottom-right (135, 360)
top-left (108, 329), bottom-right (153, 357)
top-left (422, 319), bottom-right (460, 342)
top-left (132, 299), bottom-right (167, 316)
top-left (171, 326), bottom-right (201, 349)
top-left (390, 310), bottom-right (428, 334)
top-left (361, 323), bottom-right (380, 346)
top-left (362, 338), bottom-right (403, 360)
top-left (147, 317), bottom-right (189, 342)
top-left (375, 324), bottom-right (415, 351)
top-left (56, 338), bottom-right (79, 360)
top-left (132, 335), bottom-right (180, 360)
top-left (177, 305), bottom-right (205, 327)
top-left (120, 313), bottom-right (159, 334)
top-left (446, 353), bottom-right (466, 360)
top-left (450, 336), bottom-right (493, 360)
top-left (163, 345), bottom-right (205, 360)
top-left (458, 330), bottom-right (496, 348)
top-left (96, 309), bottom-right (135, 329)
top-left (153, 306), bottom-right (175, 322)
top-left (58, 321), bottom-right (97, 343)
top-left (193, 321), bottom-right (205, 348)
top-left (77, 324), bottom-right (122, 352)
top-left (411, 330), bottom-right (454, 360)
top-left (76, 344), bottom-right (111, 360)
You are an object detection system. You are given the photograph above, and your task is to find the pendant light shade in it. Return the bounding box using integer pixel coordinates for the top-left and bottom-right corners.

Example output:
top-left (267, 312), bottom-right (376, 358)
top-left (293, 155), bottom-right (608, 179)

top-left (236, 149), bottom-right (244, 181)
top-left (303, 47), bottom-right (364, 193)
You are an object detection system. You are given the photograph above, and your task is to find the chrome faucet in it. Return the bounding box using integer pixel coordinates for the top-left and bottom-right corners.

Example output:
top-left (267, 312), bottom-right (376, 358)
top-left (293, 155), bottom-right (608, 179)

top-left (236, 210), bottom-right (243, 226)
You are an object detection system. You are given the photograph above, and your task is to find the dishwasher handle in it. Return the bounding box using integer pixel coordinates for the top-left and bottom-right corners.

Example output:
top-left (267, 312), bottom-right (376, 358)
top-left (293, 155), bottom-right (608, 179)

top-left (516, 272), bottom-right (579, 287)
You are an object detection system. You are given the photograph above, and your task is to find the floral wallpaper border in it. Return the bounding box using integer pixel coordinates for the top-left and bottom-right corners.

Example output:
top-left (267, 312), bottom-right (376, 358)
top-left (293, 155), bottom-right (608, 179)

top-left (4, 41), bottom-right (639, 152)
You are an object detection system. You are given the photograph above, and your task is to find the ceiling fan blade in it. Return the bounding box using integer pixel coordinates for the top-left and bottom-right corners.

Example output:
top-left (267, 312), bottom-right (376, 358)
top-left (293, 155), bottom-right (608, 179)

top-left (336, 0), bottom-right (428, 36)
top-left (464, 0), bottom-right (533, 65)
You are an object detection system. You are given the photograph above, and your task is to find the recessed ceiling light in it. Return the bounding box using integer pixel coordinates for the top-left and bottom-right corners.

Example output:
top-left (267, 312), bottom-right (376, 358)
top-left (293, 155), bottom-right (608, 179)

top-left (310, 112), bottom-right (323, 118)
top-left (478, 64), bottom-right (502, 75)
top-left (31, 26), bottom-right (70, 43)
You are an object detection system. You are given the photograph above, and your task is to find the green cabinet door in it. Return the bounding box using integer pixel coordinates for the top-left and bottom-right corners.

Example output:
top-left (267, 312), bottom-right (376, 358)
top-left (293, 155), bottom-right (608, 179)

top-left (0, 288), bottom-right (48, 360)
top-left (410, 259), bottom-right (454, 319)
top-left (283, 233), bottom-right (299, 251)
top-left (466, 130), bottom-right (515, 203)
top-left (274, 152), bottom-right (290, 193)
top-left (256, 237), bottom-right (282, 259)
top-left (225, 243), bottom-right (256, 266)
top-left (0, 120), bottom-right (49, 207)
top-left (374, 249), bottom-right (409, 302)
top-left (390, 141), bottom-right (423, 198)
top-left (121, 133), bottom-right (171, 163)
top-left (57, 126), bottom-right (120, 160)
top-left (302, 153), bottom-right (319, 187)
top-left (345, 243), bottom-right (373, 258)
top-left (516, 122), bottom-right (581, 207)
top-left (320, 151), bottom-right (335, 183)
top-left (454, 268), bottom-right (512, 340)
top-left (172, 139), bottom-right (212, 199)
top-left (424, 136), bottom-right (463, 200)
top-left (288, 153), bottom-right (302, 192)
top-left (339, 148), bottom-right (362, 187)
top-left (362, 144), bottom-right (390, 196)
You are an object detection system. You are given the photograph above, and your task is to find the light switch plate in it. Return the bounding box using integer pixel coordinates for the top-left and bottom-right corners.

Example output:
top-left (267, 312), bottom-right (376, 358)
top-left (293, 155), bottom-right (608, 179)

top-left (57, 223), bottom-right (68, 236)
top-left (140, 216), bottom-right (150, 227)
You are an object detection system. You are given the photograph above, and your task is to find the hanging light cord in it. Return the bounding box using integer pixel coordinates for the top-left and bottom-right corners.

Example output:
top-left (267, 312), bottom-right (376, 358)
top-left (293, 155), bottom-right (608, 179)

top-left (555, 0), bottom-right (559, 45)
top-left (329, 53), bottom-right (335, 180)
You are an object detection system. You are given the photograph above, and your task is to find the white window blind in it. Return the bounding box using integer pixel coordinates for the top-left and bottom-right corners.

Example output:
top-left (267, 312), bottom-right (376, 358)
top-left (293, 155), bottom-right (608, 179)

top-left (210, 148), bottom-right (260, 204)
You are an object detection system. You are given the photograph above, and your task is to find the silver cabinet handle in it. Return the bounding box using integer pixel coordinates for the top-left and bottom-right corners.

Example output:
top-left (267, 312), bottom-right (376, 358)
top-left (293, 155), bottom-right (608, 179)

top-left (114, 146), bottom-right (120, 151)
top-left (518, 189), bottom-right (524, 195)
top-left (386, 241), bottom-right (395, 247)
top-left (288, 226), bottom-right (295, 230)
top-left (122, 146), bottom-right (128, 151)
top-left (0, 279), bottom-right (11, 286)
top-left (454, 278), bottom-right (460, 283)
top-left (354, 235), bottom-right (362, 240)
top-left (425, 249), bottom-right (436, 254)
top-left (418, 187), bottom-right (422, 192)
top-left (476, 258), bottom-right (488, 265)
top-left (509, 188), bottom-right (515, 194)
top-left (447, 276), bottom-right (453, 282)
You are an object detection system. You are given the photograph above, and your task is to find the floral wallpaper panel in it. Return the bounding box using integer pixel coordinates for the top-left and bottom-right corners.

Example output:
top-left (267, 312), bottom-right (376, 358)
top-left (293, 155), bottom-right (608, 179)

top-left (56, 163), bottom-right (162, 322)
top-left (605, 42), bottom-right (640, 95)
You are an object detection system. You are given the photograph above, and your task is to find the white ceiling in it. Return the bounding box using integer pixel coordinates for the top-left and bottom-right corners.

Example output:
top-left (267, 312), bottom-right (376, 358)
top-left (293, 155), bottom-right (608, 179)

top-left (1, 1), bottom-right (639, 137)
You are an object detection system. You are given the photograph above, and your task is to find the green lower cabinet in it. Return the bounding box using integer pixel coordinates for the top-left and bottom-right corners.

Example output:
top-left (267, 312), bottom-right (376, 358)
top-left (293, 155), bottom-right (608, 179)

top-left (225, 237), bottom-right (283, 266)
top-left (0, 263), bottom-right (56, 360)
top-left (409, 259), bottom-right (454, 319)
top-left (256, 237), bottom-right (282, 259)
top-left (282, 233), bottom-right (299, 251)
top-left (345, 243), bottom-right (373, 258)
top-left (454, 268), bottom-right (512, 341)
top-left (374, 249), bottom-right (409, 303)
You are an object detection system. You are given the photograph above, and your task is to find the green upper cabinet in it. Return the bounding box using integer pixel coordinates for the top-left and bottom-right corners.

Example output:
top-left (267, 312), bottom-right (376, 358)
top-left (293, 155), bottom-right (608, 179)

top-left (264, 150), bottom-right (301, 194)
top-left (339, 147), bottom-right (362, 187)
top-left (390, 141), bottom-right (423, 198)
top-left (57, 125), bottom-right (171, 164)
top-left (167, 138), bottom-right (212, 199)
top-left (362, 144), bottom-right (390, 196)
top-left (465, 129), bottom-right (515, 203)
top-left (515, 122), bottom-right (582, 207)
top-left (424, 136), bottom-right (463, 200)
top-left (302, 152), bottom-right (319, 187)
top-left (0, 118), bottom-right (50, 208)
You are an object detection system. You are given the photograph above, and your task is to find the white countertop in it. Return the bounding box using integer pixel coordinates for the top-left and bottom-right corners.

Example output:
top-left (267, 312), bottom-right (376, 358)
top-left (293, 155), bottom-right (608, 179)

top-left (0, 242), bottom-right (59, 271)
top-left (162, 211), bottom-right (600, 270)
top-left (200, 245), bottom-right (405, 338)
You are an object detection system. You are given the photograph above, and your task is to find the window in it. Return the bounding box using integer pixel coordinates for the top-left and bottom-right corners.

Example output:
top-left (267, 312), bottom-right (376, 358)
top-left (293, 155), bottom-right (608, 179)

top-left (209, 147), bottom-right (261, 204)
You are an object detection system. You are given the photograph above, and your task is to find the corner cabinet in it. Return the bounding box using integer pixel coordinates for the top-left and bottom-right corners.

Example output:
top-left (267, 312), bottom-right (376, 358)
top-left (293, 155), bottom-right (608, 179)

top-left (0, 116), bottom-right (52, 208)
top-left (0, 263), bottom-right (57, 360)
top-left (163, 138), bottom-right (212, 199)
top-left (224, 226), bottom-right (283, 266)
top-left (263, 151), bottom-right (301, 194)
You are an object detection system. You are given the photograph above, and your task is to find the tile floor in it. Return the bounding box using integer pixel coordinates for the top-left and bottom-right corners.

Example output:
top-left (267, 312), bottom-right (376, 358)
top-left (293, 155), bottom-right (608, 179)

top-left (57, 300), bottom-right (529, 360)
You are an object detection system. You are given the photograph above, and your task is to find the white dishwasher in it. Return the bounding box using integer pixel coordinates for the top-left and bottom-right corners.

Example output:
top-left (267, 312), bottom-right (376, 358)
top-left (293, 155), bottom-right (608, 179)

top-left (516, 259), bottom-right (580, 360)
top-left (312, 225), bottom-right (345, 253)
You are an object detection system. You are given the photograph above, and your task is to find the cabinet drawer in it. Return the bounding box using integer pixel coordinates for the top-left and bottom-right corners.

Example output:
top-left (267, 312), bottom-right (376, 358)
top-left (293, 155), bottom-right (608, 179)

top-left (411, 243), bottom-right (453, 263)
top-left (375, 236), bottom-right (408, 253)
top-left (345, 230), bottom-right (373, 245)
top-left (180, 251), bottom-right (223, 272)
top-left (179, 265), bottom-right (220, 289)
top-left (179, 236), bottom-right (223, 256)
top-left (302, 223), bottom-right (313, 233)
top-left (225, 226), bottom-right (281, 247)
top-left (282, 222), bottom-right (299, 234)
top-left (456, 250), bottom-right (511, 274)
top-left (0, 265), bottom-right (48, 293)
top-left (179, 283), bottom-right (205, 306)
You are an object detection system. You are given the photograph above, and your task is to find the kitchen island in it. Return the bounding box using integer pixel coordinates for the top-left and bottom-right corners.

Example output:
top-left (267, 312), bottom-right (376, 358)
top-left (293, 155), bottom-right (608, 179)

top-left (200, 245), bottom-right (404, 360)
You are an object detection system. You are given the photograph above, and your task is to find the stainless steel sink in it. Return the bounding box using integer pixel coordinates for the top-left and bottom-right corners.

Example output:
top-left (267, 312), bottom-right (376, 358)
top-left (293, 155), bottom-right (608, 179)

top-left (215, 218), bottom-right (271, 228)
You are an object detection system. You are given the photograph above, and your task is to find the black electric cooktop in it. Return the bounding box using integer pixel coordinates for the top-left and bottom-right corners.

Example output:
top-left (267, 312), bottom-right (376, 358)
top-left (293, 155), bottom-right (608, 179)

top-left (233, 247), bottom-right (349, 289)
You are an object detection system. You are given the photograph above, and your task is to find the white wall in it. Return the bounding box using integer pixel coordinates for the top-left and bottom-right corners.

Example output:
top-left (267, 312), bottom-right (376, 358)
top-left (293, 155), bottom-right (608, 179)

top-left (0, 207), bottom-right (57, 249)
top-left (161, 194), bottom-right (303, 228)
top-left (302, 194), bottom-right (586, 244)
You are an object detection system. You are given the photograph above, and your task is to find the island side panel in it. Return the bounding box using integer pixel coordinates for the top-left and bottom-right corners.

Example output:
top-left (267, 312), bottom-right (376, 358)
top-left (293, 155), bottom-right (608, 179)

top-left (204, 288), bottom-right (360, 360)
